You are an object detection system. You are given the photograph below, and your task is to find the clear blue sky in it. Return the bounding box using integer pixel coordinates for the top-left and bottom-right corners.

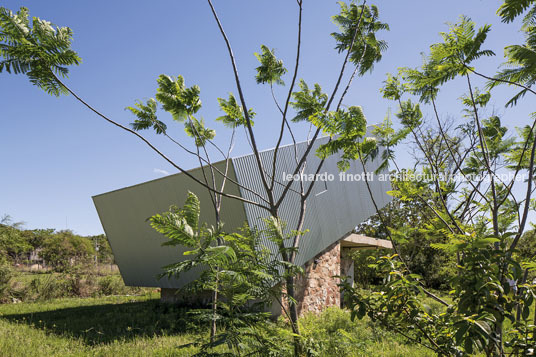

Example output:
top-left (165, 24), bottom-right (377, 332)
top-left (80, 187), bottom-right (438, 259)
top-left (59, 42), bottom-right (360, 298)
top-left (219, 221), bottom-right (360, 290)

top-left (0, 0), bottom-right (531, 235)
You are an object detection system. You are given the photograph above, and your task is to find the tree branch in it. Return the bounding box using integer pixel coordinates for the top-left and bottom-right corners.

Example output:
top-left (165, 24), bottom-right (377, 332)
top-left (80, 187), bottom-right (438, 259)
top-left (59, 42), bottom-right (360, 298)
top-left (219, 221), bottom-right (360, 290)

top-left (51, 72), bottom-right (270, 211)
top-left (207, 0), bottom-right (274, 208)
top-left (271, 0), bottom-right (303, 191)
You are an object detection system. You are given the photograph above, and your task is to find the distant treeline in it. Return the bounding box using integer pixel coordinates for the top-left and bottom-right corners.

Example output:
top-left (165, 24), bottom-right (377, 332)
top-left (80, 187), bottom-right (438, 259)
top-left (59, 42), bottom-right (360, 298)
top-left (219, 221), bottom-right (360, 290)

top-left (0, 215), bottom-right (113, 271)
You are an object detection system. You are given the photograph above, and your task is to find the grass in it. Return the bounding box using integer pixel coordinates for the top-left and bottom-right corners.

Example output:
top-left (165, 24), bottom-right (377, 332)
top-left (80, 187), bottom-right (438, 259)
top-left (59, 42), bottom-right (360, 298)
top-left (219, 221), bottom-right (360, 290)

top-left (0, 285), bottom-right (527, 357)
top-left (0, 292), bottom-right (201, 356)
top-left (299, 307), bottom-right (436, 357)
top-left (0, 292), bottom-right (440, 356)
top-left (4, 268), bottom-right (148, 303)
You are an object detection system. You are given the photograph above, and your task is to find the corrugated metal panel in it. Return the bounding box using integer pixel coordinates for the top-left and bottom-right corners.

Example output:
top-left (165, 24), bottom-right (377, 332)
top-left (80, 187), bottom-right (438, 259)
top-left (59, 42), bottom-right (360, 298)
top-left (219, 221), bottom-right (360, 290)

top-left (93, 132), bottom-right (392, 288)
top-left (93, 160), bottom-right (247, 288)
top-left (232, 135), bottom-right (391, 266)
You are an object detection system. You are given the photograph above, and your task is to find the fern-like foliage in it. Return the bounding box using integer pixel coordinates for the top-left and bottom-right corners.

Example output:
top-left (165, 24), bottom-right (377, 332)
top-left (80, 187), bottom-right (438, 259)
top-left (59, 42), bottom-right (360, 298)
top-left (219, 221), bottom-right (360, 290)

top-left (497, 0), bottom-right (536, 23)
top-left (396, 99), bottom-right (423, 129)
top-left (315, 106), bottom-right (371, 171)
top-left (371, 112), bottom-right (411, 173)
top-left (289, 80), bottom-right (328, 123)
top-left (399, 17), bottom-right (494, 103)
top-left (430, 16), bottom-right (494, 80)
top-left (184, 117), bottom-right (216, 147)
top-left (332, 2), bottom-right (389, 75)
top-left (126, 98), bottom-right (168, 134)
top-left (216, 93), bottom-right (255, 128)
top-left (505, 122), bottom-right (536, 170)
top-left (254, 45), bottom-right (287, 85)
top-left (0, 6), bottom-right (81, 96)
top-left (490, 26), bottom-right (536, 106)
top-left (155, 74), bottom-right (201, 121)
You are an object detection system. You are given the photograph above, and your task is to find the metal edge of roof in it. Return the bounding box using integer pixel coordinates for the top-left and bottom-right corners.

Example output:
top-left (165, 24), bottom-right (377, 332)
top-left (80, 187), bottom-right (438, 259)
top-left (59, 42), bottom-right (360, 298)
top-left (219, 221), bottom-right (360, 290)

top-left (92, 159), bottom-right (248, 288)
top-left (93, 123), bottom-right (381, 199)
top-left (229, 124), bottom-right (381, 161)
top-left (92, 159), bottom-right (226, 199)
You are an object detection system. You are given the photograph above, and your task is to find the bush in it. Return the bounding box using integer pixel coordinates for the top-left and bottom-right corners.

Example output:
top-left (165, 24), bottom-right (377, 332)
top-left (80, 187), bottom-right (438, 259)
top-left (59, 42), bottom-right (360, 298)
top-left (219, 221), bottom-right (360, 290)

top-left (351, 249), bottom-right (390, 288)
top-left (28, 274), bottom-right (70, 300)
top-left (40, 232), bottom-right (94, 272)
top-left (0, 261), bottom-right (13, 302)
top-left (298, 307), bottom-right (430, 357)
top-left (97, 275), bottom-right (127, 296)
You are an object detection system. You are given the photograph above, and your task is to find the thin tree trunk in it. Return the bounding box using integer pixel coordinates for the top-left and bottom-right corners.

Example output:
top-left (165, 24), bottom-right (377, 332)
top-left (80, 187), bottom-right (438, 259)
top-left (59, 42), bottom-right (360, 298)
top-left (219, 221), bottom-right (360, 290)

top-left (285, 275), bottom-right (301, 356)
top-left (210, 210), bottom-right (222, 343)
top-left (210, 282), bottom-right (218, 342)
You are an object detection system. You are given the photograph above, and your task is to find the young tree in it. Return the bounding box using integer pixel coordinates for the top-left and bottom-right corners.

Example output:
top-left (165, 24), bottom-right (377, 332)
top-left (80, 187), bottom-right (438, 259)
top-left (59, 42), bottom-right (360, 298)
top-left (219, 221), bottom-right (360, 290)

top-left (341, 1), bottom-right (536, 355)
top-left (149, 191), bottom-right (302, 355)
top-left (0, 2), bottom-right (389, 352)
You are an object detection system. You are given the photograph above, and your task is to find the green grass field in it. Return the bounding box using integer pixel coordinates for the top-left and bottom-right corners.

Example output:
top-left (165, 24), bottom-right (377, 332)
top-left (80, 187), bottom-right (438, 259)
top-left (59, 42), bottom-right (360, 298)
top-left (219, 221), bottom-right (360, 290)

top-left (0, 292), bottom-right (438, 356)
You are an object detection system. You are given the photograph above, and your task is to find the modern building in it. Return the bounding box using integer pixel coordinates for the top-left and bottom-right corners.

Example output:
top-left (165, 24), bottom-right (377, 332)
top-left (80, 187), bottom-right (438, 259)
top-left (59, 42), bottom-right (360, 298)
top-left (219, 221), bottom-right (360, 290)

top-left (93, 136), bottom-right (392, 315)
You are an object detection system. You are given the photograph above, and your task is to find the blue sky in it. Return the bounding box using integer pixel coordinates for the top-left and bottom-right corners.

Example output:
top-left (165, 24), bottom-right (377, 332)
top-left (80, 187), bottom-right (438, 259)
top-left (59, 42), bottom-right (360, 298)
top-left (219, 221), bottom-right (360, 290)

top-left (0, 0), bottom-right (531, 235)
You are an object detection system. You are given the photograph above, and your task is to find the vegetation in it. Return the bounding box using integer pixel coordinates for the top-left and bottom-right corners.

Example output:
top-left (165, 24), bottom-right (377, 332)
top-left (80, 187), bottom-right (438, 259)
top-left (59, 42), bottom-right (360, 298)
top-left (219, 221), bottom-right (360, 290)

top-left (0, 292), bottom-right (442, 356)
top-left (0, 3), bottom-right (391, 353)
top-left (340, 1), bottom-right (536, 355)
top-left (0, 215), bottom-right (124, 303)
top-left (0, 215), bottom-right (113, 270)
top-left (355, 196), bottom-right (457, 290)
top-left (149, 191), bottom-right (304, 354)
top-left (1, 0), bottom-right (536, 356)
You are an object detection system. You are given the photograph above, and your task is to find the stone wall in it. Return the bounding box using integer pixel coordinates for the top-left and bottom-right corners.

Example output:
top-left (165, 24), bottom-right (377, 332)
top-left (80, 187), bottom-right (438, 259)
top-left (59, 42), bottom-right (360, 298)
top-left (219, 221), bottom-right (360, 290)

top-left (162, 240), bottom-right (348, 316)
top-left (291, 241), bottom-right (341, 315)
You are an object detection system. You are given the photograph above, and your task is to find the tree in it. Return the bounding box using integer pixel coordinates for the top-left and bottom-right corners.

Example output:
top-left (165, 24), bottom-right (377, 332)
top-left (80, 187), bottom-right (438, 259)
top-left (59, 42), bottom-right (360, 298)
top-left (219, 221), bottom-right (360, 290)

top-left (0, 3), bottom-right (390, 353)
top-left (356, 189), bottom-right (456, 290)
top-left (0, 215), bottom-right (32, 264)
top-left (90, 234), bottom-right (114, 266)
top-left (40, 231), bottom-right (94, 271)
top-left (340, 2), bottom-right (536, 355)
top-left (150, 191), bottom-right (302, 355)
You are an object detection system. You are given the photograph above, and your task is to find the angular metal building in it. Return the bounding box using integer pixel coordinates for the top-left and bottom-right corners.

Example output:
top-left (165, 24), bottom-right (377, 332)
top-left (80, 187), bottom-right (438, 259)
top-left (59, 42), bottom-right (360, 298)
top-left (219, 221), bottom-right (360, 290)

top-left (93, 136), bottom-right (392, 312)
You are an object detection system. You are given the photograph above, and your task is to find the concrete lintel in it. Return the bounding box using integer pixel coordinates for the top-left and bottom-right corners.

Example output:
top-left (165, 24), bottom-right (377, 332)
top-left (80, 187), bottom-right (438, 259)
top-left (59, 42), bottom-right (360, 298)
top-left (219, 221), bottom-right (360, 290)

top-left (340, 233), bottom-right (393, 250)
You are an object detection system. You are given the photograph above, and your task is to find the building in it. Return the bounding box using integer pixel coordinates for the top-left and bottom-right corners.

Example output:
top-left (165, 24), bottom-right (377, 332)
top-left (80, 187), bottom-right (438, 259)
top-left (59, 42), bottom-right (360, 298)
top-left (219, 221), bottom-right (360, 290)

top-left (92, 136), bottom-right (392, 315)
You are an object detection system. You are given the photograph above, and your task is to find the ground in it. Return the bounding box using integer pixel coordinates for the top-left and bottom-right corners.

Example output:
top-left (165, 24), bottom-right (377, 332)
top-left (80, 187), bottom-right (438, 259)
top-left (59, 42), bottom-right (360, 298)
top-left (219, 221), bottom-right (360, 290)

top-left (0, 290), bottom-right (440, 356)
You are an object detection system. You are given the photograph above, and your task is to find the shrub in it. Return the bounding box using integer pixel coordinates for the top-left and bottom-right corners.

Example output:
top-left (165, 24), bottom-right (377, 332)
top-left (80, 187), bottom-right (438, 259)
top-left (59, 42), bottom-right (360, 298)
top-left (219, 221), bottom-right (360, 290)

top-left (0, 261), bottom-right (13, 302)
top-left (97, 275), bottom-right (127, 296)
top-left (28, 274), bottom-right (69, 300)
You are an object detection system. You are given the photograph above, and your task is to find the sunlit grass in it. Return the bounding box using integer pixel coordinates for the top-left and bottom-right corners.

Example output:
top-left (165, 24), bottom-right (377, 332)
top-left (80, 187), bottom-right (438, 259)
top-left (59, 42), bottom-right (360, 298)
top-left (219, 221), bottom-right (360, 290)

top-left (0, 292), bottom-right (447, 356)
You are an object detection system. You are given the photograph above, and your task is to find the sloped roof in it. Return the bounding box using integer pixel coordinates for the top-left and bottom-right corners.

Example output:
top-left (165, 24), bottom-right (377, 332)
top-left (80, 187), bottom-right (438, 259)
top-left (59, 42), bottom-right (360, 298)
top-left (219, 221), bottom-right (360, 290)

top-left (93, 136), bottom-right (391, 287)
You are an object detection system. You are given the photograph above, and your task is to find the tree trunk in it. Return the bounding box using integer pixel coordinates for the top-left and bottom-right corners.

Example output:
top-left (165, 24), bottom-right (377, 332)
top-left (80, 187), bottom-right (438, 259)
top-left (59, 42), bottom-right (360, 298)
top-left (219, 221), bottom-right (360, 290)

top-left (210, 286), bottom-right (218, 343)
top-left (286, 275), bottom-right (301, 356)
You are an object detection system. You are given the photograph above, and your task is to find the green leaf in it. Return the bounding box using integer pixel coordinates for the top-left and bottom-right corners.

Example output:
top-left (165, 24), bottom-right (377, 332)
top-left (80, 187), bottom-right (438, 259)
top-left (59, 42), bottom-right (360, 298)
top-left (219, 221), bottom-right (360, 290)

top-left (290, 80), bottom-right (327, 123)
top-left (216, 93), bottom-right (254, 128)
top-left (473, 237), bottom-right (500, 248)
top-left (155, 74), bottom-right (201, 121)
top-left (182, 191), bottom-right (200, 232)
top-left (184, 117), bottom-right (215, 147)
top-left (455, 323), bottom-right (470, 344)
top-left (497, 0), bottom-right (535, 23)
top-left (254, 45), bottom-right (287, 85)
top-left (332, 3), bottom-right (389, 75)
top-left (126, 98), bottom-right (167, 134)
top-left (522, 304), bottom-right (531, 320)
top-left (0, 6), bottom-right (81, 96)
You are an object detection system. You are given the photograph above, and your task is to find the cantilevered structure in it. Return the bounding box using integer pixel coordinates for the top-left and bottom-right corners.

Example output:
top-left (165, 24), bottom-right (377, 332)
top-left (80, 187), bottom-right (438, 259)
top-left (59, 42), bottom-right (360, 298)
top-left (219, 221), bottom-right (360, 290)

top-left (93, 136), bottom-right (392, 313)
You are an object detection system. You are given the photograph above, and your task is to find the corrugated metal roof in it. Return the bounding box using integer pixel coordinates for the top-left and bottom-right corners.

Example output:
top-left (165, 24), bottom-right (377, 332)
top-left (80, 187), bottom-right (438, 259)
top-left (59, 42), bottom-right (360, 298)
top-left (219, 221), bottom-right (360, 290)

top-left (93, 161), bottom-right (247, 287)
top-left (94, 134), bottom-right (391, 288)
top-left (232, 135), bottom-right (391, 267)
